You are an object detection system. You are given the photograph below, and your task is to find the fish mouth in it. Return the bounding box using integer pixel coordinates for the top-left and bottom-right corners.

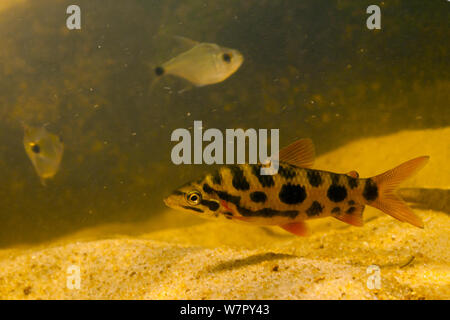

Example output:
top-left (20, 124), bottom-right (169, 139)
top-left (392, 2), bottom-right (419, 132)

top-left (163, 197), bottom-right (180, 210)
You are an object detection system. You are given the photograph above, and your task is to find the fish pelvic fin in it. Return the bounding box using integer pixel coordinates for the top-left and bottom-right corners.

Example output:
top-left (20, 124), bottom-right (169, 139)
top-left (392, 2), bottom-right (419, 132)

top-left (366, 156), bottom-right (429, 228)
top-left (280, 221), bottom-right (310, 236)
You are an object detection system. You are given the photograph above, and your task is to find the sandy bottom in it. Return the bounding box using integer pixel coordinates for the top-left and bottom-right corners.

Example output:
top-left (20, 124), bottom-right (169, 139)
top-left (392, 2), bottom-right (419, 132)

top-left (0, 128), bottom-right (449, 299)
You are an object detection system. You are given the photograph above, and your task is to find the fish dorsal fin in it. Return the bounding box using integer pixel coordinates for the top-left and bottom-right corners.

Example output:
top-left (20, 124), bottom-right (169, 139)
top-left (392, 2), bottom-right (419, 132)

top-left (279, 138), bottom-right (315, 168)
top-left (280, 221), bottom-right (310, 236)
top-left (173, 35), bottom-right (200, 49)
top-left (346, 170), bottom-right (359, 178)
top-left (333, 205), bottom-right (365, 227)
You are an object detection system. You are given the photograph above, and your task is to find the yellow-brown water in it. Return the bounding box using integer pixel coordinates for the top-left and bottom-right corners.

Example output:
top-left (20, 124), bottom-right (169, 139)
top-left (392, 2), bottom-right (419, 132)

top-left (0, 0), bottom-right (448, 299)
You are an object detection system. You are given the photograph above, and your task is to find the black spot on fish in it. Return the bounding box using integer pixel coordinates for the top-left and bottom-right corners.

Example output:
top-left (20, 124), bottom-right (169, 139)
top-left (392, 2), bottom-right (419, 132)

top-left (31, 144), bottom-right (40, 154)
top-left (348, 200), bottom-right (356, 205)
top-left (279, 184), bottom-right (307, 205)
top-left (250, 191), bottom-right (267, 203)
top-left (155, 66), bottom-right (164, 76)
top-left (363, 179), bottom-right (378, 201)
top-left (212, 170), bottom-right (222, 185)
top-left (331, 207), bottom-right (341, 214)
top-left (229, 165), bottom-right (250, 191)
top-left (224, 211), bottom-right (233, 216)
top-left (306, 201), bottom-right (324, 217)
top-left (222, 53), bottom-right (231, 63)
top-left (279, 165), bottom-right (296, 179)
top-left (181, 206), bottom-right (203, 213)
top-left (217, 191), bottom-right (241, 207)
top-left (251, 164), bottom-right (275, 187)
top-left (327, 185), bottom-right (347, 202)
top-left (346, 206), bottom-right (356, 214)
top-left (307, 170), bottom-right (322, 187)
top-left (347, 175), bottom-right (359, 189)
top-left (237, 206), bottom-right (298, 219)
top-left (203, 183), bottom-right (213, 194)
top-left (201, 200), bottom-right (219, 211)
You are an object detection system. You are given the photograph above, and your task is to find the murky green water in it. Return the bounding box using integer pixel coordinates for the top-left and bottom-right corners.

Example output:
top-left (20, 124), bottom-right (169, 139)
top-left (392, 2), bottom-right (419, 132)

top-left (0, 0), bottom-right (448, 248)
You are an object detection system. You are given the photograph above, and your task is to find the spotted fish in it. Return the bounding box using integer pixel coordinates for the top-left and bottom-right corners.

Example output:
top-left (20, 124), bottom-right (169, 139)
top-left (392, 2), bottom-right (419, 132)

top-left (164, 139), bottom-right (429, 236)
top-left (23, 124), bottom-right (64, 186)
top-left (153, 37), bottom-right (244, 87)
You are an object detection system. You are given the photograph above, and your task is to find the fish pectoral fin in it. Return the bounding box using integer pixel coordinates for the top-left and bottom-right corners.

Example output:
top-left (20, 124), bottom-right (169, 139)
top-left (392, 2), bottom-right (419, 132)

top-left (346, 170), bottom-right (359, 178)
top-left (219, 200), bottom-right (249, 222)
top-left (278, 139), bottom-right (315, 169)
top-left (333, 205), bottom-right (365, 227)
top-left (280, 221), bottom-right (310, 236)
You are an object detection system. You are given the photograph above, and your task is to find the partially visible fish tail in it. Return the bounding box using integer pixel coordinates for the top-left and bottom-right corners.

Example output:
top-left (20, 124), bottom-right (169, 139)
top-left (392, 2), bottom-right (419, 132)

top-left (365, 156), bottom-right (429, 228)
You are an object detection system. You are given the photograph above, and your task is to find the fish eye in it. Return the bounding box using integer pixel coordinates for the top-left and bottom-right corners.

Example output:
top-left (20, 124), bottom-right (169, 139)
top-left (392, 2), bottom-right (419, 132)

top-left (30, 143), bottom-right (40, 154)
top-left (222, 53), bottom-right (232, 63)
top-left (186, 191), bottom-right (202, 206)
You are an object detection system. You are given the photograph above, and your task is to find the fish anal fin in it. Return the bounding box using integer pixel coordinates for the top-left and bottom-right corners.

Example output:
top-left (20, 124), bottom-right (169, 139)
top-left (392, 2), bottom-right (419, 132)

top-left (280, 221), bottom-right (310, 236)
top-left (346, 170), bottom-right (359, 178)
top-left (333, 205), bottom-right (365, 227)
top-left (279, 138), bottom-right (315, 168)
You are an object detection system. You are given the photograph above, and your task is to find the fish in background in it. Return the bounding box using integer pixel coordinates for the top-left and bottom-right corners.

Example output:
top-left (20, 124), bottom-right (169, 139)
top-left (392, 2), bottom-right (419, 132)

top-left (164, 139), bottom-right (429, 236)
top-left (153, 36), bottom-right (244, 89)
top-left (23, 124), bottom-right (64, 186)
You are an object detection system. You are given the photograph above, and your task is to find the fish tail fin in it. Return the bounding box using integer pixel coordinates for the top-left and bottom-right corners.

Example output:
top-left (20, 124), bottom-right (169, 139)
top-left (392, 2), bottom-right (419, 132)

top-left (366, 156), bottom-right (429, 228)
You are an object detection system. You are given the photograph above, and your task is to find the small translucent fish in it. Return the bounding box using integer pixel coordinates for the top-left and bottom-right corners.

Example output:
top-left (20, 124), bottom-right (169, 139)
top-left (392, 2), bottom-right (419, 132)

top-left (154, 37), bottom-right (244, 87)
top-left (164, 139), bottom-right (429, 236)
top-left (23, 124), bottom-right (64, 186)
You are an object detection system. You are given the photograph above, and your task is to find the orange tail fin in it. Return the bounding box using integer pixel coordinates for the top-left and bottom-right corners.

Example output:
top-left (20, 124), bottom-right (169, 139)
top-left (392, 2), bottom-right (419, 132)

top-left (366, 156), bottom-right (429, 228)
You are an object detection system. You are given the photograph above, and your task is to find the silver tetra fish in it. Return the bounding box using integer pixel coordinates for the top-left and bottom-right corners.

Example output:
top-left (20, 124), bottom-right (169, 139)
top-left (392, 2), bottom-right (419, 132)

top-left (164, 139), bottom-right (429, 236)
top-left (23, 124), bottom-right (64, 186)
top-left (154, 37), bottom-right (244, 88)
